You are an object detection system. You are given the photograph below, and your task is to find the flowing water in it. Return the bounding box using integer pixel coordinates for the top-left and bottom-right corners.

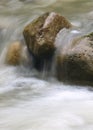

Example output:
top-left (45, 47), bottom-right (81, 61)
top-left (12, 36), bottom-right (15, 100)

top-left (0, 0), bottom-right (93, 130)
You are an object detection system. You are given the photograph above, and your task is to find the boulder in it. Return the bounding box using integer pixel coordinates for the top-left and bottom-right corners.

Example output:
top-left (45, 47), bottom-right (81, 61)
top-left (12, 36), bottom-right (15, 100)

top-left (56, 32), bottom-right (93, 84)
top-left (23, 12), bottom-right (71, 59)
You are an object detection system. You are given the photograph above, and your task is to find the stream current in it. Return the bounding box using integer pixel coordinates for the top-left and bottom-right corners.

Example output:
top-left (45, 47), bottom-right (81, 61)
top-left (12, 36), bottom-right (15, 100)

top-left (0, 0), bottom-right (93, 130)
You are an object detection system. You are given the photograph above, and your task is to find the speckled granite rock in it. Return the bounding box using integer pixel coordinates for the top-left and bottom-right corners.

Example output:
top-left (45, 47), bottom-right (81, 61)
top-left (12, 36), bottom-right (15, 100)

top-left (56, 32), bottom-right (93, 84)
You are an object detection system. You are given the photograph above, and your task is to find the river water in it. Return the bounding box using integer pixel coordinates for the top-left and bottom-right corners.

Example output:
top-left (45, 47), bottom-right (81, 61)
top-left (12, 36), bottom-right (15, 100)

top-left (0, 0), bottom-right (93, 130)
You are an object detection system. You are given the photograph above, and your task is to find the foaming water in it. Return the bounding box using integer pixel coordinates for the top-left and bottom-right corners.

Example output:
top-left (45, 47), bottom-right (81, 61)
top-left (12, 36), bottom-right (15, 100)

top-left (0, 0), bottom-right (93, 130)
top-left (0, 75), bottom-right (93, 130)
top-left (0, 65), bottom-right (93, 130)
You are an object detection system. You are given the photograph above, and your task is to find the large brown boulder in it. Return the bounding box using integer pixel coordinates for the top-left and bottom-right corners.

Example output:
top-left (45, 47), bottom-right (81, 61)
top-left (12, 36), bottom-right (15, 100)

top-left (56, 32), bottom-right (93, 85)
top-left (23, 12), bottom-right (71, 59)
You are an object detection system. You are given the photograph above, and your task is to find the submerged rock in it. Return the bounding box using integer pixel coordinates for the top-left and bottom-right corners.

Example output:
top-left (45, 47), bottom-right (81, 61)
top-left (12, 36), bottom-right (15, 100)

top-left (56, 32), bottom-right (93, 85)
top-left (5, 41), bottom-right (22, 65)
top-left (23, 12), bottom-right (71, 59)
top-left (5, 41), bottom-right (32, 66)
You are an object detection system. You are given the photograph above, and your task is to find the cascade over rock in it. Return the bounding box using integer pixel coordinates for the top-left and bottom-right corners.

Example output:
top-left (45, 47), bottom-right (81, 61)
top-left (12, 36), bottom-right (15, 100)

top-left (56, 32), bottom-right (93, 84)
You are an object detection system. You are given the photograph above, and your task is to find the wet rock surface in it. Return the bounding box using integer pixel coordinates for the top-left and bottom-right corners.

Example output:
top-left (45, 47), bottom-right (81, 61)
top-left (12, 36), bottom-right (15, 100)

top-left (56, 32), bottom-right (93, 85)
top-left (5, 41), bottom-right (23, 65)
top-left (5, 41), bottom-right (32, 66)
top-left (23, 12), bottom-right (71, 59)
